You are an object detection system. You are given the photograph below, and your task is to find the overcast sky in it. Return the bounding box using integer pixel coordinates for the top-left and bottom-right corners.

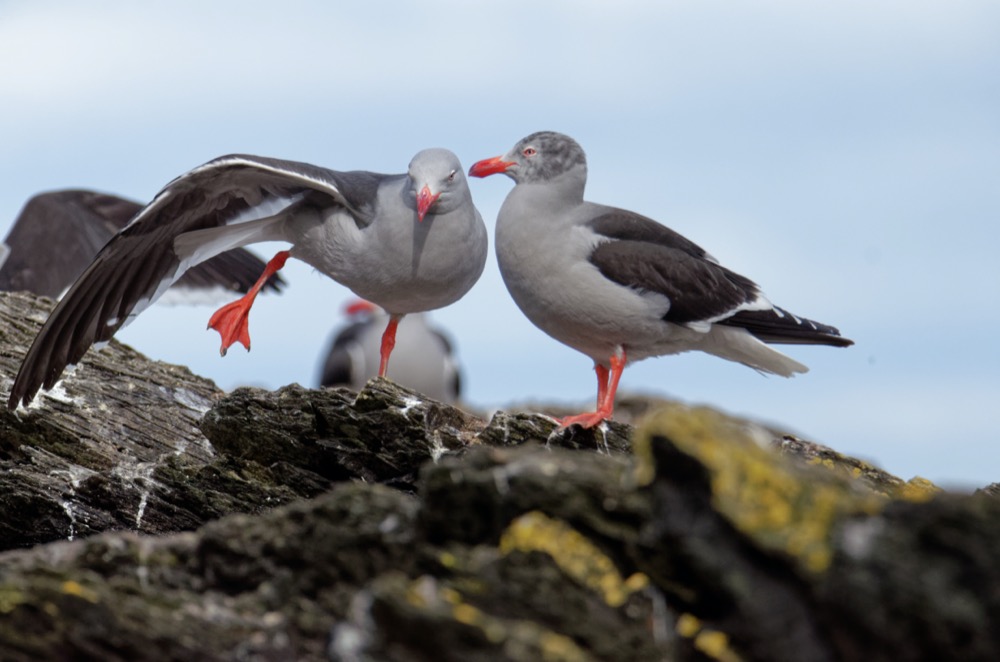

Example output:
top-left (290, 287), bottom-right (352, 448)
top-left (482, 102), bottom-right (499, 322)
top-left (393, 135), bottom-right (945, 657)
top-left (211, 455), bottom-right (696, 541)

top-left (2, 1), bottom-right (998, 487)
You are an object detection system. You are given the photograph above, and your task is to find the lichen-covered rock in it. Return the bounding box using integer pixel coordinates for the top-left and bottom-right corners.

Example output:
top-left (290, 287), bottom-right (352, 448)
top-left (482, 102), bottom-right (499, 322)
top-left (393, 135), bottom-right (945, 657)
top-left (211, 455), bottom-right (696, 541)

top-left (772, 434), bottom-right (940, 497)
top-left (3, 290), bottom-right (1000, 661)
top-left (634, 404), bottom-right (1000, 662)
top-left (0, 291), bottom-right (223, 548)
top-left (0, 483), bottom-right (420, 662)
top-left (201, 382), bottom-right (634, 490)
top-left (0, 290), bottom-right (630, 550)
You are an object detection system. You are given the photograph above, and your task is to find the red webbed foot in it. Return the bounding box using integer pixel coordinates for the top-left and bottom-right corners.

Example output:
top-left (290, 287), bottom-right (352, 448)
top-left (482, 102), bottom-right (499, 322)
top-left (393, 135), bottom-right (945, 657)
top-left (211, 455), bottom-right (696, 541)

top-left (208, 297), bottom-right (254, 356)
top-left (206, 249), bottom-right (290, 357)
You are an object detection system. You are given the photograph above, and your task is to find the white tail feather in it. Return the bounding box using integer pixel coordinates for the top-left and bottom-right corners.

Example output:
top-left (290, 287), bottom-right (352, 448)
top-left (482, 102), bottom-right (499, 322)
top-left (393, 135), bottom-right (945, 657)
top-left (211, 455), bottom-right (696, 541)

top-left (701, 325), bottom-right (808, 377)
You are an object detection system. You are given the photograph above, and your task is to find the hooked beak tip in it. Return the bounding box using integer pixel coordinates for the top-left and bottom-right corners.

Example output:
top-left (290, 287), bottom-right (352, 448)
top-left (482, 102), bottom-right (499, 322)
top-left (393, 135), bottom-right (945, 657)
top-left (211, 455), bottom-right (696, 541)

top-left (468, 156), bottom-right (515, 178)
top-left (416, 185), bottom-right (441, 222)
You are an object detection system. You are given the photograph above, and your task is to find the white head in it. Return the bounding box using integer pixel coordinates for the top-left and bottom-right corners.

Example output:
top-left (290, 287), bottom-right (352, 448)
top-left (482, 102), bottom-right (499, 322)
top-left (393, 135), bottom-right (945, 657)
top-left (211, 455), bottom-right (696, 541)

top-left (407, 148), bottom-right (471, 221)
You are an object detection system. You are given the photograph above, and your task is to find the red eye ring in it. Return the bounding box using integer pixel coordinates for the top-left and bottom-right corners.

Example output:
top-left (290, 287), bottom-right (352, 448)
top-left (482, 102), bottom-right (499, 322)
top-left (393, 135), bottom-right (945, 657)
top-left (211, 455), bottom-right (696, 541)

top-left (523, 147), bottom-right (537, 157)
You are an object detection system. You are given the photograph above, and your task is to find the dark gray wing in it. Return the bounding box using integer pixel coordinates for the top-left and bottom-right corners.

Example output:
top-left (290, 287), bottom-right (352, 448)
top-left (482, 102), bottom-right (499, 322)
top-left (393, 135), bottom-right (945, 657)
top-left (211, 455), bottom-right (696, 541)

top-left (0, 190), bottom-right (136, 296)
top-left (588, 209), bottom-right (713, 260)
top-left (8, 155), bottom-right (390, 409)
top-left (588, 210), bottom-right (761, 325)
top-left (588, 209), bottom-right (853, 346)
top-left (0, 189), bottom-right (287, 298)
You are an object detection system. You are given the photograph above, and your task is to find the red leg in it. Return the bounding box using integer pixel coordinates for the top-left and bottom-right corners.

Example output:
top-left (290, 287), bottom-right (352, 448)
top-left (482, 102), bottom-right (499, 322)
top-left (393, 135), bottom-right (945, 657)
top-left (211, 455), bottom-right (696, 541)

top-left (594, 363), bottom-right (610, 410)
top-left (557, 348), bottom-right (627, 429)
top-left (207, 250), bottom-right (289, 356)
top-left (603, 350), bottom-right (626, 411)
top-left (378, 315), bottom-right (402, 377)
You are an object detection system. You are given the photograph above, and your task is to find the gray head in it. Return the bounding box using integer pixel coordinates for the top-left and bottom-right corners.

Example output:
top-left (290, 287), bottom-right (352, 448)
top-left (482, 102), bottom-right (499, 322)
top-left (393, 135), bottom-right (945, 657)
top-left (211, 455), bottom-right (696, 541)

top-left (407, 148), bottom-right (470, 221)
top-left (468, 131), bottom-right (588, 185)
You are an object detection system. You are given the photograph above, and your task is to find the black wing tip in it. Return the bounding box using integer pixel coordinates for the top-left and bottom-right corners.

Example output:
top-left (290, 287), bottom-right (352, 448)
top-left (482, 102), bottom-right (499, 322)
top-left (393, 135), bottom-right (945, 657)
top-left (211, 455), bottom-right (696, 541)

top-left (722, 306), bottom-right (855, 348)
top-left (7, 380), bottom-right (33, 410)
top-left (826, 334), bottom-right (854, 348)
top-left (7, 362), bottom-right (32, 409)
top-left (7, 355), bottom-right (57, 409)
top-left (795, 318), bottom-right (855, 348)
top-left (786, 331), bottom-right (854, 348)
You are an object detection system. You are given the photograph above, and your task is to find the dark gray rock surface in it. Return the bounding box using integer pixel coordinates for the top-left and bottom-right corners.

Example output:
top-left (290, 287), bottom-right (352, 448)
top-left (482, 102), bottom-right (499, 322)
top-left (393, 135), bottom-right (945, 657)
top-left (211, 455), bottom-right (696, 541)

top-left (1, 290), bottom-right (999, 661)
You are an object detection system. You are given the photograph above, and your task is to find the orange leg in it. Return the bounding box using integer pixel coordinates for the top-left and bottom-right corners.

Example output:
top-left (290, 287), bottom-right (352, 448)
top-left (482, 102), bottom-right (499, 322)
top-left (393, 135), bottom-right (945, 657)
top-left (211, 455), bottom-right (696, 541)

top-left (207, 250), bottom-right (289, 356)
top-left (378, 315), bottom-right (402, 377)
top-left (557, 348), bottom-right (627, 429)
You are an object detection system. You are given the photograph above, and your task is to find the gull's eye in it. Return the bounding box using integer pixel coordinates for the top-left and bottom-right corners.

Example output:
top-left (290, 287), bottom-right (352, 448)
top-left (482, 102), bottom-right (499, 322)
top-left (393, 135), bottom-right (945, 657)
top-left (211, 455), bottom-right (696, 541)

top-left (523, 147), bottom-right (537, 157)
top-left (447, 169), bottom-right (456, 182)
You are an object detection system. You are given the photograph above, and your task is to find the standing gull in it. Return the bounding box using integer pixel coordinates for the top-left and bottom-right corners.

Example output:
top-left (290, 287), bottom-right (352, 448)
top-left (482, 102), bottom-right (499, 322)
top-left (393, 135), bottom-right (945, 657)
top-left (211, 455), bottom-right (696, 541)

top-left (8, 149), bottom-right (487, 408)
top-left (470, 131), bottom-right (852, 429)
top-left (319, 299), bottom-right (462, 404)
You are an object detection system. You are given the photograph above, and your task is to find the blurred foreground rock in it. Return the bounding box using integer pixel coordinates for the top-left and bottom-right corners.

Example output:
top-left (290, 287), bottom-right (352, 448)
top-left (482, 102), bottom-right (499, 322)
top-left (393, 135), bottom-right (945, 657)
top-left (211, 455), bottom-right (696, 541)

top-left (1, 290), bottom-right (999, 661)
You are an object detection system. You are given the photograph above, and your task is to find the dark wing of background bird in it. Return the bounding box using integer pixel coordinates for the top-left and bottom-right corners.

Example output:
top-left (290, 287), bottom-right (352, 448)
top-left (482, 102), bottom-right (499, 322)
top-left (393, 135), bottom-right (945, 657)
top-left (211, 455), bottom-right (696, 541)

top-left (0, 189), bottom-right (286, 298)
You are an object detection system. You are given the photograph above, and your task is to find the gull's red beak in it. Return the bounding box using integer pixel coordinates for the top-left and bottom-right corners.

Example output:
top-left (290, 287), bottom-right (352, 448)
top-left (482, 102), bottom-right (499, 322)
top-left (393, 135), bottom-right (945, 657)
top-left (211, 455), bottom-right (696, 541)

top-left (468, 156), bottom-right (515, 178)
top-left (416, 185), bottom-right (441, 222)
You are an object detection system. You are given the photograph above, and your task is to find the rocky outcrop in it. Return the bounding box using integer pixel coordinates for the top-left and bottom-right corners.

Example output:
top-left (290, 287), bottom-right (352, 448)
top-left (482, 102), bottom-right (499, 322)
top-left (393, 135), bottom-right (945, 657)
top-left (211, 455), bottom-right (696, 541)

top-left (1, 290), bottom-right (998, 661)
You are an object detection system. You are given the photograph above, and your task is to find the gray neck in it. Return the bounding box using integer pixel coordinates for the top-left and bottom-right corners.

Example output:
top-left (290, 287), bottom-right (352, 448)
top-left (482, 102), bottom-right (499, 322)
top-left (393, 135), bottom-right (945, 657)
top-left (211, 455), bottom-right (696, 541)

top-left (524, 163), bottom-right (587, 203)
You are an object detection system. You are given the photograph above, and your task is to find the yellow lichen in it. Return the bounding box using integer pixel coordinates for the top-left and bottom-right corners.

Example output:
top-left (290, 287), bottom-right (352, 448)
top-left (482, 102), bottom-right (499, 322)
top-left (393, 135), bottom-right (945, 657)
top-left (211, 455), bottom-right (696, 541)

top-left (499, 510), bottom-right (645, 607)
top-left (402, 575), bottom-right (592, 661)
top-left (61, 580), bottom-right (99, 604)
top-left (438, 550), bottom-right (458, 568)
top-left (538, 630), bottom-right (591, 661)
top-left (622, 572), bottom-right (649, 593)
top-left (635, 405), bottom-right (886, 574)
top-left (439, 586), bottom-right (463, 605)
top-left (404, 582), bottom-right (428, 608)
top-left (898, 477), bottom-right (941, 502)
top-left (0, 587), bottom-right (26, 614)
top-left (675, 612), bottom-right (744, 662)
top-left (675, 613), bottom-right (701, 638)
top-left (806, 457), bottom-right (837, 471)
top-left (452, 602), bottom-right (483, 626)
top-left (694, 629), bottom-right (742, 662)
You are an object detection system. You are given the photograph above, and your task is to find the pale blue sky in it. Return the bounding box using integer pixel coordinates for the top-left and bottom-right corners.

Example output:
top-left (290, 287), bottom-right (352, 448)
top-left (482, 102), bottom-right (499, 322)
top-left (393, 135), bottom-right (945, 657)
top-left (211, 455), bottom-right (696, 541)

top-left (2, 1), bottom-right (998, 487)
